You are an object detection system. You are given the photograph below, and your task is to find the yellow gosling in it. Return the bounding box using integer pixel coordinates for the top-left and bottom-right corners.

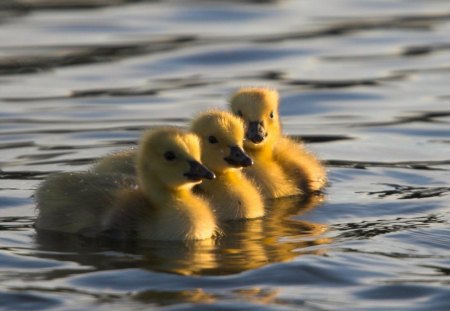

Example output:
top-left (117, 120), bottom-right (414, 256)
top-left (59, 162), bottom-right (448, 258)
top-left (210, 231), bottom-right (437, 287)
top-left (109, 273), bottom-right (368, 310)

top-left (191, 110), bottom-right (264, 221)
top-left (229, 87), bottom-right (300, 198)
top-left (35, 127), bottom-right (219, 241)
top-left (229, 87), bottom-right (327, 197)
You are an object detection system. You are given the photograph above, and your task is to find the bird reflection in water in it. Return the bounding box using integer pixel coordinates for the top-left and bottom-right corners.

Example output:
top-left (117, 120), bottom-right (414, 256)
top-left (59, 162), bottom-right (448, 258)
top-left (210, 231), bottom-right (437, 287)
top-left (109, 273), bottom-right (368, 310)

top-left (34, 193), bottom-right (330, 277)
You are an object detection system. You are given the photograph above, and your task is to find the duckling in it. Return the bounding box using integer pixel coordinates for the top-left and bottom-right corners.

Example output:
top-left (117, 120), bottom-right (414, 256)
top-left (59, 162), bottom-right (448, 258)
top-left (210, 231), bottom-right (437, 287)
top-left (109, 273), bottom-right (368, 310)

top-left (35, 127), bottom-right (219, 241)
top-left (191, 110), bottom-right (264, 221)
top-left (229, 87), bottom-right (327, 198)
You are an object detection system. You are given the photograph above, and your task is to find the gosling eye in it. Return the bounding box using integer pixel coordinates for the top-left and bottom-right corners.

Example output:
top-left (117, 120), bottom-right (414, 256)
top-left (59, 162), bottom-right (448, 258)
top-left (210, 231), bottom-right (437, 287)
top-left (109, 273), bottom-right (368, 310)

top-left (164, 151), bottom-right (176, 161)
top-left (269, 111), bottom-right (274, 119)
top-left (208, 136), bottom-right (218, 144)
top-left (237, 110), bottom-right (243, 117)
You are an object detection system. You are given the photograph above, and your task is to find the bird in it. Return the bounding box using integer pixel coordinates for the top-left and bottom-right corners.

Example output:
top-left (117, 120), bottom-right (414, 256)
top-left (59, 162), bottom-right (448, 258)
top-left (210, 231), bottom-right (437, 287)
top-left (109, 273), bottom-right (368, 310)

top-left (229, 87), bottom-right (327, 199)
top-left (191, 110), bottom-right (265, 221)
top-left (35, 127), bottom-right (219, 241)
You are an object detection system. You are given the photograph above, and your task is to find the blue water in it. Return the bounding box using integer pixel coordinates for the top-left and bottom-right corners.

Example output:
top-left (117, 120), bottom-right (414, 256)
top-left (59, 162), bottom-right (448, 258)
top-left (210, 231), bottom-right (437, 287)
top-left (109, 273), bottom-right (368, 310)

top-left (0, 0), bottom-right (449, 310)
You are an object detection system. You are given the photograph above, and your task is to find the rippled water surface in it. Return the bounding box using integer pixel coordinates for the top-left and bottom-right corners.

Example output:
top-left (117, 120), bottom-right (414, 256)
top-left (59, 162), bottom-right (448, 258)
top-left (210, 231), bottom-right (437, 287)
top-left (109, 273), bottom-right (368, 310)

top-left (1, 0), bottom-right (449, 310)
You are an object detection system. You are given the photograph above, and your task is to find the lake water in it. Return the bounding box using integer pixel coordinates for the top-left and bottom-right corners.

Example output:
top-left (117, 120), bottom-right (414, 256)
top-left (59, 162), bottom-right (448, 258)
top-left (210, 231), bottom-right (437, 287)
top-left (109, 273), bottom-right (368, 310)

top-left (0, 0), bottom-right (449, 310)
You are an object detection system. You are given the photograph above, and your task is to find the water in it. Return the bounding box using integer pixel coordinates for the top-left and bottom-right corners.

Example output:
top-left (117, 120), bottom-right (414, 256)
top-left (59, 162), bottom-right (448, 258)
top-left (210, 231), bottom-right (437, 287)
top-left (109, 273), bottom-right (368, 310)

top-left (0, 0), bottom-right (449, 310)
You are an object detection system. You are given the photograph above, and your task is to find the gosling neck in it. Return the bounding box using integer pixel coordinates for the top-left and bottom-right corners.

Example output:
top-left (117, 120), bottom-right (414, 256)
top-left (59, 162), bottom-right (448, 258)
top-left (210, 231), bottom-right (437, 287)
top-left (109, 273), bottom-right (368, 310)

top-left (201, 168), bottom-right (241, 193)
top-left (246, 141), bottom-right (274, 161)
top-left (214, 167), bottom-right (240, 179)
top-left (139, 172), bottom-right (196, 204)
top-left (247, 127), bottom-right (282, 160)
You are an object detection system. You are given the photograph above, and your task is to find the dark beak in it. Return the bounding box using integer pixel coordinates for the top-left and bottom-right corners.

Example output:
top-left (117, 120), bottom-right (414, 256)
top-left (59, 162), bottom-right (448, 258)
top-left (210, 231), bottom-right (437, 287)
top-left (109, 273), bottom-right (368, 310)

top-left (246, 121), bottom-right (266, 144)
top-left (224, 146), bottom-right (253, 167)
top-left (184, 160), bottom-right (215, 181)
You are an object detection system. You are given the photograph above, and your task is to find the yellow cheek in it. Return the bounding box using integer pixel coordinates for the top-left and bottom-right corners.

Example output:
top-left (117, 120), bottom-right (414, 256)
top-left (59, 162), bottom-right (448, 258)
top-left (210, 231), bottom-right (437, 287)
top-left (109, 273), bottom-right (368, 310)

top-left (267, 117), bottom-right (276, 126)
top-left (219, 146), bottom-right (227, 156)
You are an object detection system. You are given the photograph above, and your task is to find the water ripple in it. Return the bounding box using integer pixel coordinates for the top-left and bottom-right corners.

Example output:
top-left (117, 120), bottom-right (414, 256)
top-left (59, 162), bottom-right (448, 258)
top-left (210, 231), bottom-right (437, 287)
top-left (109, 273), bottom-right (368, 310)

top-left (365, 184), bottom-right (450, 199)
top-left (333, 214), bottom-right (446, 241)
top-left (326, 160), bottom-right (450, 170)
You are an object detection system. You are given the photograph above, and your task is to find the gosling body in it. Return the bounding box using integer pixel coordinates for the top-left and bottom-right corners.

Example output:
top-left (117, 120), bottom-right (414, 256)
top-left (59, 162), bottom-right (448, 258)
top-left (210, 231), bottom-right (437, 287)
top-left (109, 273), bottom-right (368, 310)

top-left (34, 172), bottom-right (134, 235)
top-left (274, 136), bottom-right (327, 193)
top-left (244, 146), bottom-right (302, 199)
top-left (92, 149), bottom-right (136, 175)
top-left (199, 170), bottom-right (264, 221)
top-left (109, 186), bottom-right (216, 241)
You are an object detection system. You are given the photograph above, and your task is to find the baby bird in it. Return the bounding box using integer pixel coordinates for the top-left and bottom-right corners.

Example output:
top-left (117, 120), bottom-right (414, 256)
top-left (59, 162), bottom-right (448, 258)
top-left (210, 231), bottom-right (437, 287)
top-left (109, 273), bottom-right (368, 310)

top-left (229, 87), bottom-right (327, 198)
top-left (35, 127), bottom-right (219, 241)
top-left (191, 110), bottom-right (264, 221)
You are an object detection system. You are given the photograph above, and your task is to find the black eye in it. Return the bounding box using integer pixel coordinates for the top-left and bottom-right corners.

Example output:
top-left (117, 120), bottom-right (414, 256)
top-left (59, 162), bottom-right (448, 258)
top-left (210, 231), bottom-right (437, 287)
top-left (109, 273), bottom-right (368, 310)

top-left (208, 136), bottom-right (218, 144)
top-left (164, 151), bottom-right (176, 161)
top-left (270, 111), bottom-right (274, 119)
top-left (237, 110), bottom-right (243, 117)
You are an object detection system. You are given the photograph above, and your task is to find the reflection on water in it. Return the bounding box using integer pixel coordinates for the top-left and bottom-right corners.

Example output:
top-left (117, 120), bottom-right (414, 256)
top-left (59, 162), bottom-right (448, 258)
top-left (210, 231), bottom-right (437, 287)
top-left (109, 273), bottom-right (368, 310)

top-left (35, 194), bottom-right (329, 277)
top-left (0, 0), bottom-right (449, 310)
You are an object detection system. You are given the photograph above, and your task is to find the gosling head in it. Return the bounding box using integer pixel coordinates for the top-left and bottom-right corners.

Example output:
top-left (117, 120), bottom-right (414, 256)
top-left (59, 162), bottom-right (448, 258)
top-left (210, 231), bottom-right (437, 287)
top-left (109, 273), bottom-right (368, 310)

top-left (229, 87), bottom-right (281, 150)
top-left (191, 110), bottom-right (253, 174)
top-left (137, 127), bottom-right (215, 191)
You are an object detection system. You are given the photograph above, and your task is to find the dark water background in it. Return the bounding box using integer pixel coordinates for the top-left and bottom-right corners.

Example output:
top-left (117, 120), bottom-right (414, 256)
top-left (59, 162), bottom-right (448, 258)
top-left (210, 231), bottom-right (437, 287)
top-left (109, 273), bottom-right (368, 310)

top-left (1, 0), bottom-right (449, 310)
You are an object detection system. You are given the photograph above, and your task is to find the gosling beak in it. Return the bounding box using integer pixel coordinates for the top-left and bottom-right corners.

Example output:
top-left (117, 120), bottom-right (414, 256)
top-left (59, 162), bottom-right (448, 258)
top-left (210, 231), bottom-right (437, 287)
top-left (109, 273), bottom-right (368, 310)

top-left (224, 146), bottom-right (253, 167)
top-left (184, 160), bottom-right (215, 181)
top-left (246, 121), bottom-right (266, 144)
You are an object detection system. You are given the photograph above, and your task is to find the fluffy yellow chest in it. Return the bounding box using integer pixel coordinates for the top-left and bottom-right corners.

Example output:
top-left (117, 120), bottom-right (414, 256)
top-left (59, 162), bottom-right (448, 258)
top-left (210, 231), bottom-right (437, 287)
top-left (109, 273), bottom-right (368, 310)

top-left (138, 192), bottom-right (217, 241)
top-left (200, 171), bottom-right (264, 221)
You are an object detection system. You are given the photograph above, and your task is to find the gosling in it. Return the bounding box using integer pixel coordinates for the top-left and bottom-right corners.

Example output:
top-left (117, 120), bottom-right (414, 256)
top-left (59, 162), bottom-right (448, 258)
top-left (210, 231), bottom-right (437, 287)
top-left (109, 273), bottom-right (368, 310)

top-left (35, 127), bottom-right (219, 241)
top-left (229, 87), bottom-right (327, 198)
top-left (191, 110), bottom-right (264, 221)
